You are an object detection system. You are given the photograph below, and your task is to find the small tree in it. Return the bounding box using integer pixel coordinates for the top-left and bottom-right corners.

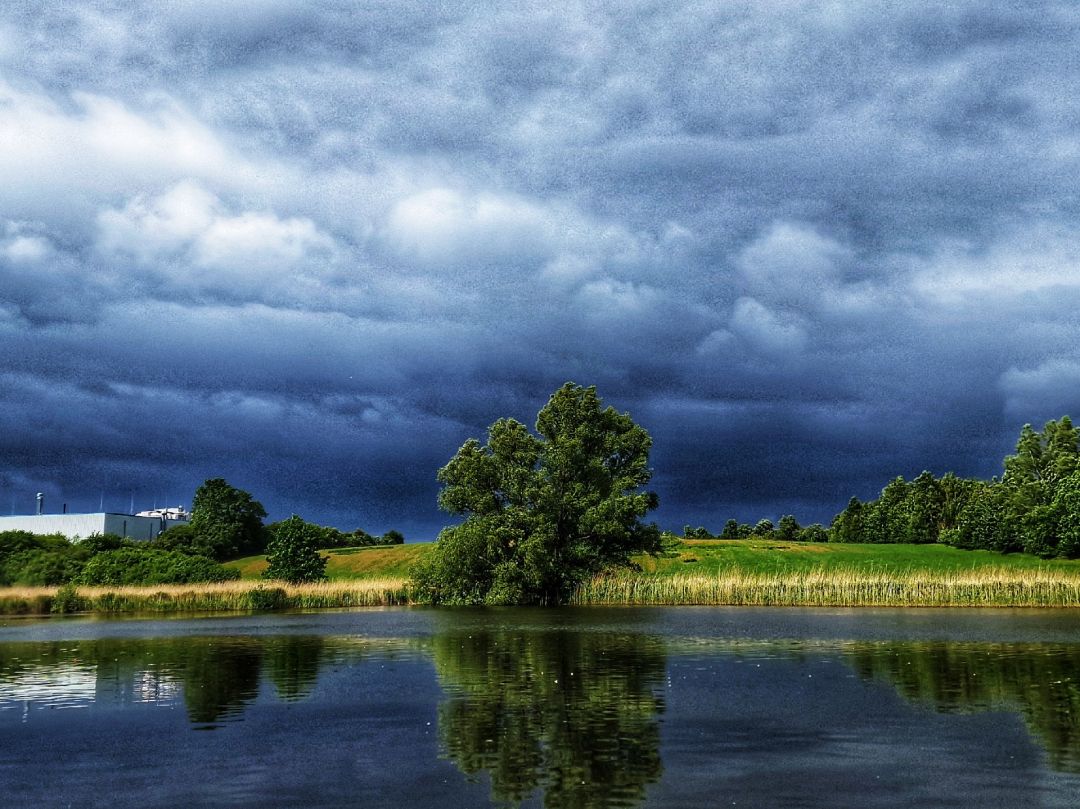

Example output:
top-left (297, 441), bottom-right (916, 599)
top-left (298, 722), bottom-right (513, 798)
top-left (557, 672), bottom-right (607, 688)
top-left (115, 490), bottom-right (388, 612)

top-left (798, 524), bottom-right (829, 543)
top-left (720, 519), bottom-right (740, 539)
top-left (382, 530), bottom-right (405, 545)
top-left (776, 515), bottom-right (800, 541)
top-left (264, 516), bottom-right (327, 583)
top-left (752, 519), bottom-right (774, 537)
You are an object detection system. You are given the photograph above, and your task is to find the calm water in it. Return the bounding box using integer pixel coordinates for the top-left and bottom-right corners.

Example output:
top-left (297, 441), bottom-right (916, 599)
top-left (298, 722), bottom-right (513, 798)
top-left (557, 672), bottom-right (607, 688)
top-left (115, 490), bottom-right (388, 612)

top-left (2, 608), bottom-right (1080, 808)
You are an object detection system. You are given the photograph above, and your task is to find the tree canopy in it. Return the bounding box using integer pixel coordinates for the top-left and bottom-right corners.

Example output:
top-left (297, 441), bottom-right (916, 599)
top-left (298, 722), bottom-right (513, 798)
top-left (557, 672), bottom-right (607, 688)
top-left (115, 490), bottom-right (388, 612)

top-left (415, 383), bottom-right (661, 605)
top-left (189, 478), bottom-right (268, 560)
top-left (263, 515), bottom-right (328, 583)
top-left (828, 417), bottom-right (1080, 558)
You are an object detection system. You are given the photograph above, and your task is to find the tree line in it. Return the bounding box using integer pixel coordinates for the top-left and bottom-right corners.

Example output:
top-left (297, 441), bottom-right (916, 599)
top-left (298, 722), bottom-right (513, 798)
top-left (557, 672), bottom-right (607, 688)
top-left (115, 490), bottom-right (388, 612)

top-left (0, 477), bottom-right (406, 587)
top-left (828, 417), bottom-right (1080, 557)
top-left (682, 417), bottom-right (1080, 559)
top-left (682, 517), bottom-right (828, 543)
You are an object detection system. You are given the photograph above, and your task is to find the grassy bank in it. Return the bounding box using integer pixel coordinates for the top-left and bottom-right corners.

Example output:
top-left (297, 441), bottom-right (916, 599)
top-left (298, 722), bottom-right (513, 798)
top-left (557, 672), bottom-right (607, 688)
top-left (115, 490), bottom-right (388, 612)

top-left (6, 539), bottom-right (1080, 615)
top-left (0, 579), bottom-right (411, 616)
top-left (645, 538), bottom-right (1080, 575)
top-left (227, 538), bottom-right (1080, 582)
top-left (573, 567), bottom-right (1080, 607)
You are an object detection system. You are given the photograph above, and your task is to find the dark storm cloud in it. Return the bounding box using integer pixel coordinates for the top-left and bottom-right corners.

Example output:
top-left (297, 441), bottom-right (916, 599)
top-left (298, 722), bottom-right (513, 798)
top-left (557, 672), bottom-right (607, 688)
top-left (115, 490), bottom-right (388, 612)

top-left (2, 1), bottom-right (1080, 533)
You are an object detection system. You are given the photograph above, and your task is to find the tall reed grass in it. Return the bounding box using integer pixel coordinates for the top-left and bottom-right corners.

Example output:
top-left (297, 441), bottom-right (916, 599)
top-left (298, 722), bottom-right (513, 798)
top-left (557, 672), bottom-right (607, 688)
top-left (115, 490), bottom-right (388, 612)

top-left (0, 578), bottom-right (412, 615)
top-left (6, 567), bottom-right (1080, 615)
top-left (571, 567), bottom-right (1080, 607)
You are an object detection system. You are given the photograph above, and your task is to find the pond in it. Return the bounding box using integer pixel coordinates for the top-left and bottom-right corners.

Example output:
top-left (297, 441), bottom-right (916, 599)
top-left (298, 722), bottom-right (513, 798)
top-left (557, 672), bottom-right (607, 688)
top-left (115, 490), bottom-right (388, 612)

top-left (2, 607), bottom-right (1079, 807)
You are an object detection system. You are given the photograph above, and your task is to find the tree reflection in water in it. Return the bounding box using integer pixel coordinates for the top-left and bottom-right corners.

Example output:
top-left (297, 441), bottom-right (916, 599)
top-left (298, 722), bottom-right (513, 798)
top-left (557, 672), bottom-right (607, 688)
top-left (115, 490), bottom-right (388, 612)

top-left (0, 634), bottom-right (329, 727)
top-left (432, 628), bottom-right (666, 809)
top-left (846, 642), bottom-right (1080, 773)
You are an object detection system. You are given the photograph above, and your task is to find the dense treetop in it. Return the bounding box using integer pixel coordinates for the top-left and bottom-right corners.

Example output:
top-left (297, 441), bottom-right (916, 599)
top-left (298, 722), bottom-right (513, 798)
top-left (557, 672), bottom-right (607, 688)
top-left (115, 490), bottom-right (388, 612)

top-left (415, 383), bottom-right (661, 605)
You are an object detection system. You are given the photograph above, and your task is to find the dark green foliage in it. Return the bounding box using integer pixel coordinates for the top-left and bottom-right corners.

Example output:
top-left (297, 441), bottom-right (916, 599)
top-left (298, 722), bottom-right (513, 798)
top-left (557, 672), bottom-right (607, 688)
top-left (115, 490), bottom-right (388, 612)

top-left (263, 516), bottom-right (327, 583)
top-left (77, 548), bottom-right (239, 585)
top-left (189, 478), bottom-right (268, 559)
top-left (50, 584), bottom-right (89, 614)
top-left (908, 471), bottom-right (944, 544)
top-left (414, 383), bottom-right (661, 605)
top-left (828, 417), bottom-right (1080, 559)
top-left (798, 523), bottom-right (829, 543)
top-left (720, 519), bottom-right (741, 539)
top-left (751, 519), bottom-right (774, 537)
top-left (432, 626), bottom-right (665, 805)
top-left (246, 586), bottom-right (289, 611)
top-left (943, 482), bottom-right (1012, 552)
top-left (79, 533), bottom-right (129, 554)
top-left (381, 529), bottom-right (405, 545)
top-left (777, 515), bottom-right (800, 541)
top-left (830, 497), bottom-right (865, 543)
top-left (151, 524), bottom-right (217, 557)
top-left (1, 530), bottom-right (242, 586)
top-left (264, 521), bottom-right (392, 550)
top-left (1053, 472), bottom-right (1080, 559)
top-left (682, 525), bottom-right (714, 539)
top-left (0, 530), bottom-right (91, 585)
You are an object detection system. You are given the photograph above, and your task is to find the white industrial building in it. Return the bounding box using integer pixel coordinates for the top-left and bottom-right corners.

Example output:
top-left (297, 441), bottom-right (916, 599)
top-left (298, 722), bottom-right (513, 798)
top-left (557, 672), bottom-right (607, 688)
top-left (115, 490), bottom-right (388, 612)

top-left (0, 509), bottom-right (190, 541)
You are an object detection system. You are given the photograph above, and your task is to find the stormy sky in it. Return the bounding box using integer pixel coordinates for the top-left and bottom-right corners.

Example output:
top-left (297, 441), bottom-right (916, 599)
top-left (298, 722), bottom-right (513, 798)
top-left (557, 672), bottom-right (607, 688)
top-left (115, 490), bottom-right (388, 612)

top-left (2, 2), bottom-right (1079, 536)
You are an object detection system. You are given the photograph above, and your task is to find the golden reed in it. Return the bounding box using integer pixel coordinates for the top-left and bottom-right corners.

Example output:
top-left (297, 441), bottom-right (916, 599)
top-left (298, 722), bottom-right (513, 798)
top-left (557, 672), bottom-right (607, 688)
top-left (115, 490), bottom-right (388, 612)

top-left (0, 579), bottom-right (412, 615)
top-left (571, 567), bottom-right (1080, 607)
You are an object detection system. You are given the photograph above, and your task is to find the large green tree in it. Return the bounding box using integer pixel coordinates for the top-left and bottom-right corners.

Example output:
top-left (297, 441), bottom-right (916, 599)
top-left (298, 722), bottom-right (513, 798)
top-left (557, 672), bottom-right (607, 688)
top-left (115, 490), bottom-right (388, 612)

top-left (189, 478), bottom-right (268, 560)
top-left (415, 383), bottom-right (661, 605)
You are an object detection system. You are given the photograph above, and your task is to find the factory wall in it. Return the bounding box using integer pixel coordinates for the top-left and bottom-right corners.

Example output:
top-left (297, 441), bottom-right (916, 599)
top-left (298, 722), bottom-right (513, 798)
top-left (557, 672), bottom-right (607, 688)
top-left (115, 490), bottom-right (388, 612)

top-left (0, 513), bottom-right (176, 541)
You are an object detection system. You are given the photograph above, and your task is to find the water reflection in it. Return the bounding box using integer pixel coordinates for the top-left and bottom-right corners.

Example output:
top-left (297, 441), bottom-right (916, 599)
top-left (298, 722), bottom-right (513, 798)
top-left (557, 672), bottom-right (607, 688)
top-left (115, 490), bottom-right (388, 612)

top-left (4, 616), bottom-right (1080, 806)
top-left (0, 635), bottom-right (330, 726)
top-left (432, 627), bottom-right (667, 808)
top-left (846, 641), bottom-right (1080, 773)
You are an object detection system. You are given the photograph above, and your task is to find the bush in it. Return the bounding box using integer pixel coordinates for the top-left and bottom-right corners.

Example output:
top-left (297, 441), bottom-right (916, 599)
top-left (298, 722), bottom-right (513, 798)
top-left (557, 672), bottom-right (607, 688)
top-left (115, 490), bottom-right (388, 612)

top-left (263, 516), bottom-right (327, 583)
top-left (77, 547), bottom-right (240, 585)
top-left (798, 524), bottom-right (829, 543)
top-left (51, 584), bottom-right (88, 614)
top-left (247, 586), bottom-right (289, 611)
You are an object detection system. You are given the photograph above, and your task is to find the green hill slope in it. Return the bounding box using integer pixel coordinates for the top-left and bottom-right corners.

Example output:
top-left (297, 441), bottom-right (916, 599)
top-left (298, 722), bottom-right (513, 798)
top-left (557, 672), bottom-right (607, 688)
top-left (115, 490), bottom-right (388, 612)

top-left (226, 538), bottom-right (1080, 582)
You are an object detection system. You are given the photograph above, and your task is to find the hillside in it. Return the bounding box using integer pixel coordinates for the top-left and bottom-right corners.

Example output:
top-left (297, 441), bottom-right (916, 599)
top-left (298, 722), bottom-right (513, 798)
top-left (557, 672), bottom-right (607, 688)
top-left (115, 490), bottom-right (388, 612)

top-left (226, 538), bottom-right (1080, 581)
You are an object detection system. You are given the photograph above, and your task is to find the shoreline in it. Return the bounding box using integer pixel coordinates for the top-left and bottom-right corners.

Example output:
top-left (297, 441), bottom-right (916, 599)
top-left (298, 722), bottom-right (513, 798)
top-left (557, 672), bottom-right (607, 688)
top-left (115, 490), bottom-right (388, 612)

top-left (5, 566), bottom-right (1080, 615)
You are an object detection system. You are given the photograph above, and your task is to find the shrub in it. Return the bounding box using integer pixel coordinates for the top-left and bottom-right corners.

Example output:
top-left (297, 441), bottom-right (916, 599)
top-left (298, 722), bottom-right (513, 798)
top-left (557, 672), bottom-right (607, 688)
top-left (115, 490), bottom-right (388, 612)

top-left (77, 548), bottom-right (240, 585)
top-left (247, 586), bottom-right (289, 611)
top-left (263, 516), bottom-right (327, 583)
top-left (51, 584), bottom-right (88, 614)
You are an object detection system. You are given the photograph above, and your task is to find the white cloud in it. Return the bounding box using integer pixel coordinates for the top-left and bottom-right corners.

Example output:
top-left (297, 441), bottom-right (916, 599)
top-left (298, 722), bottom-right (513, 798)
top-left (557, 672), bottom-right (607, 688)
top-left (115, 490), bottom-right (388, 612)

top-left (0, 82), bottom-right (285, 222)
top-left (97, 182), bottom-right (338, 286)
top-left (729, 296), bottom-right (808, 357)
top-left (1, 234), bottom-right (53, 264)
top-left (384, 187), bottom-right (557, 268)
top-left (736, 221), bottom-right (851, 308)
top-left (577, 278), bottom-right (661, 315)
top-left (912, 224), bottom-right (1080, 304)
top-left (999, 360), bottom-right (1080, 419)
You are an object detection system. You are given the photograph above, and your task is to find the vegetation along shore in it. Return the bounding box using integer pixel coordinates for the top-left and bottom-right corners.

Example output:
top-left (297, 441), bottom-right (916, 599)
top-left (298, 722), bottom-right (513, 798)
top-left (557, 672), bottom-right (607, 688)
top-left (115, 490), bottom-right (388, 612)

top-left (7, 383), bottom-right (1080, 614)
top-left (5, 539), bottom-right (1080, 614)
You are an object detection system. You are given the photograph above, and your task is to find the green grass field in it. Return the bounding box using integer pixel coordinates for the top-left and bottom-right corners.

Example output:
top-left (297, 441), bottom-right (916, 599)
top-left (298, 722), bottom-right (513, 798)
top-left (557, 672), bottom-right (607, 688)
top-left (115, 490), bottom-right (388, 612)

top-left (644, 538), bottom-right (1080, 576)
top-left (225, 537), bottom-right (1080, 581)
top-left (226, 543), bottom-right (434, 580)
